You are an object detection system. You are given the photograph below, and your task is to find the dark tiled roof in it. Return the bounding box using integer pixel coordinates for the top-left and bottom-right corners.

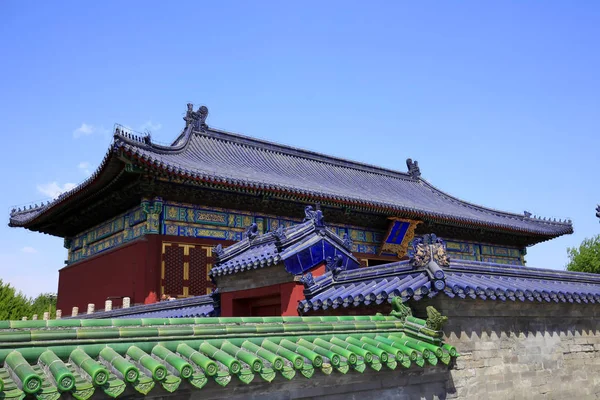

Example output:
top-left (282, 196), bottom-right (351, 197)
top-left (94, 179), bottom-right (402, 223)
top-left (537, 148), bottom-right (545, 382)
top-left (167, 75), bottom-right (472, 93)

top-left (299, 258), bottom-right (600, 313)
top-left (444, 260), bottom-right (600, 303)
top-left (0, 313), bottom-right (456, 399)
top-left (71, 295), bottom-right (216, 319)
top-left (210, 215), bottom-right (360, 277)
top-left (9, 108), bottom-right (573, 240)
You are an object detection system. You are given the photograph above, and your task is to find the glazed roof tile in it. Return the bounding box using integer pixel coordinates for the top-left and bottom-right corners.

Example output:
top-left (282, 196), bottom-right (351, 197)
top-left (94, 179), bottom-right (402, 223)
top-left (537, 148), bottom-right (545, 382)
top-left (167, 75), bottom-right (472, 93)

top-left (299, 258), bottom-right (600, 313)
top-left (0, 312), bottom-right (455, 399)
top-left (210, 215), bottom-right (360, 277)
top-left (9, 109), bottom-right (573, 239)
top-left (443, 259), bottom-right (600, 303)
top-left (70, 295), bottom-right (216, 319)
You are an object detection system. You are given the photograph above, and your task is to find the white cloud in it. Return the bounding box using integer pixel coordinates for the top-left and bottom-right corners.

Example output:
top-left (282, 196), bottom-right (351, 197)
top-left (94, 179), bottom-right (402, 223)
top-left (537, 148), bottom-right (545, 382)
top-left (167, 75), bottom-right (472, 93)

top-left (73, 123), bottom-right (109, 138)
top-left (36, 182), bottom-right (77, 199)
top-left (73, 123), bottom-right (94, 138)
top-left (140, 120), bottom-right (162, 133)
top-left (21, 247), bottom-right (37, 254)
top-left (78, 161), bottom-right (91, 176)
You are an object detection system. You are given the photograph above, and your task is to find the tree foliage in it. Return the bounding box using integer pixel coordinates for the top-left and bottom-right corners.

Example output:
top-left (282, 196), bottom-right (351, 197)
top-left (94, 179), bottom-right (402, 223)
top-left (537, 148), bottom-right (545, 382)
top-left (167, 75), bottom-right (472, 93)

top-left (0, 280), bottom-right (57, 320)
top-left (566, 234), bottom-right (600, 274)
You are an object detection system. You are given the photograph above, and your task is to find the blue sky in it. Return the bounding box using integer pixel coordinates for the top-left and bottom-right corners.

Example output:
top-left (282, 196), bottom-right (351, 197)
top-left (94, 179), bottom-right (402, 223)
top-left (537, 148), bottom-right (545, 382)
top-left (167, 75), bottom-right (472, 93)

top-left (0, 1), bottom-right (598, 298)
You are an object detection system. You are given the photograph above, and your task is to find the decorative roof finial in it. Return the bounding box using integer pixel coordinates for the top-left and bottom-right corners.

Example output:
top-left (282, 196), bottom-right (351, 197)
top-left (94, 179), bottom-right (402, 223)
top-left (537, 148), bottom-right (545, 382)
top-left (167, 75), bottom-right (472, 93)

top-left (411, 234), bottom-right (450, 268)
top-left (298, 272), bottom-right (316, 288)
top-left (303, 205), bottom-right (324, 227)
top-left (183, 103), bottom-right (209, 132)
top-left (245, 223), bottom-right (259, 240)
top-left (342, 233), bottom-right (353, 251)
top-left (273, 225), bottom-right (286, 242)
top-left (406, 158), bottom-right (421, 178)
top-left (325, 255), bottom-right (345, 275)
top-left (524, 211), bottom-right (532, 218)
top-left (213, 244), bottom-right (225, 262)
top-left (596, 205), bottom-right (600, 223)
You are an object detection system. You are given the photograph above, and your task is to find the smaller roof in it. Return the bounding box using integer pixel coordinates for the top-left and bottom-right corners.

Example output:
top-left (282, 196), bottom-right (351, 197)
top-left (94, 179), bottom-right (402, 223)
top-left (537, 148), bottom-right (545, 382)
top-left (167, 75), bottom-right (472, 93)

top-left (71, 294), bottom-right (217, 319)
top-left (210, 207), bottom-right (360, 277)
top-left (299, 238), bottom-right (600, 313)
top-left (444, 260), bottom-right (600, 303)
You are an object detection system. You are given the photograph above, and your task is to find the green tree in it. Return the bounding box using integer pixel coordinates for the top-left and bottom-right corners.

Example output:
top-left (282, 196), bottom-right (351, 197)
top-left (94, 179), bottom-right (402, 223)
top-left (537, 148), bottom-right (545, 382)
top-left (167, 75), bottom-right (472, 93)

top-left (30, 293), bottom-right (57, 319)
top-left (566, 234), bottom-right (600, 274)
top-left (0, 280), bottom-right (32, 320)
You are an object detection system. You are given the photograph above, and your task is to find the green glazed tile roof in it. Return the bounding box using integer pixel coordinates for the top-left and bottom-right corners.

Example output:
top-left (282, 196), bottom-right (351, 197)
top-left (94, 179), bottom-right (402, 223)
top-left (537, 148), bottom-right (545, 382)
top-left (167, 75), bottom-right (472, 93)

top-left (0, 307), bottom-right (456, 399)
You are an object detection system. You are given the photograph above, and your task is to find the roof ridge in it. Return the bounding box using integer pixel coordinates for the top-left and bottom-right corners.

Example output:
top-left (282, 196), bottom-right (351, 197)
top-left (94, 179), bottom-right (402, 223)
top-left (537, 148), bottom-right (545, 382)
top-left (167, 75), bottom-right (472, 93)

top-left (202, 127), bottom-right (418, 182)
top-left (450, 259), bottom-right (600, 283)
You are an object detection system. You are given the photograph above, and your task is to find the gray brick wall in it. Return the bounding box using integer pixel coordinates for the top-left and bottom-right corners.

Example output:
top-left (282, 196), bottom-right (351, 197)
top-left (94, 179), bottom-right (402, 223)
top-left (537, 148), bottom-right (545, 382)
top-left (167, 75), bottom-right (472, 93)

top-left (412, 297), bottom-right (600, 399)
top-left (128, 366), bottom-right (452, 400)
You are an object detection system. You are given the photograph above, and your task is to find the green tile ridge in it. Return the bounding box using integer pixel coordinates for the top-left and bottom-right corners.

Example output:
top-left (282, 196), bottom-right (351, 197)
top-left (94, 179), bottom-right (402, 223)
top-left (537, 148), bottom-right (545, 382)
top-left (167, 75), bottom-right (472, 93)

top-left (0, 300), bottom-right (456, 399)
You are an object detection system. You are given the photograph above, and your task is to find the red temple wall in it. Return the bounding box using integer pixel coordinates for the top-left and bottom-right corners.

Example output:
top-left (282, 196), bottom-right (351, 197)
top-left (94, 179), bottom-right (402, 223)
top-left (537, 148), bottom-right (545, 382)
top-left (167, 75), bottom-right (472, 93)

top-left (57, 236), bottom-right (162, 312)
top-left (221, 282), bottom-right (305, 317)
top-left (57, 235), bottom-right (233, 312)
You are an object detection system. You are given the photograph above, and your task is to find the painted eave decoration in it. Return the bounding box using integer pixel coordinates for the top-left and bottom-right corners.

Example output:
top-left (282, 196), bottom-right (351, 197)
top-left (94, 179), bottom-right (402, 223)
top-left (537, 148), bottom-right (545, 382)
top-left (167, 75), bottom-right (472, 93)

top-left (9, 103), bottom-right (573, 241)
top-left (299, 236), bottom-right (600, 313)
top-left (0, 308), bottom-right (456, 399)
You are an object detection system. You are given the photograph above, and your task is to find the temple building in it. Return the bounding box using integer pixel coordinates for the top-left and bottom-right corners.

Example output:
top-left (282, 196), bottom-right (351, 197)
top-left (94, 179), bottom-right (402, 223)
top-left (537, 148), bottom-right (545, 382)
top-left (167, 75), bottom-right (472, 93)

top-left (9, 103), bottom-right (573, 312)
top-left (4, 103), bottom-right (600, 399)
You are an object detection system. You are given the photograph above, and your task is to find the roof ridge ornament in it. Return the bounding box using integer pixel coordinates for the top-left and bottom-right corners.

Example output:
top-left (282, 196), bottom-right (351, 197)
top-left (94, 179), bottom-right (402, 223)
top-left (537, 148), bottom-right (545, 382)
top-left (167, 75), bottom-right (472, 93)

top-left (596, 205), bottom-right (600, 223)
top-left (342, 233), bottom-right (353, 251)
top-left (244, 223), bottom-right (259, 241)
top-left (325, 255), bottom-right (345, 276)
top-left (184, 103), bottom-right (209, 132)
top-left (411, 234), bottom-right (450, 268)
top-left (303, 205), bottom-right (324, 227)
top-left (213, 244), bottom-right (225, 263)
top-left (298, 272), bottom-right (316, 288)
top-left (406, 158), bottom-right (421, 178)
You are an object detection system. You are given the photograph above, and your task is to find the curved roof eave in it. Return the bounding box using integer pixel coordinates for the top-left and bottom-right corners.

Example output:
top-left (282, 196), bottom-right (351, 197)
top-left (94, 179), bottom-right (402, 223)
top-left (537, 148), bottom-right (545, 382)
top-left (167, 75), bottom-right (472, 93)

top-left (8, 144), bottom-right (125, 229)
top-left (119, 146), bottom-right (573, 239)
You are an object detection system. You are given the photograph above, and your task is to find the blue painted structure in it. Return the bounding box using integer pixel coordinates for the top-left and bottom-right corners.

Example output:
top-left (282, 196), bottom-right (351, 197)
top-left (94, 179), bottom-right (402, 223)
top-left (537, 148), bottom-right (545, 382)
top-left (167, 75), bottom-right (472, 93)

top-left (209, 211), bottom-right (360, 278)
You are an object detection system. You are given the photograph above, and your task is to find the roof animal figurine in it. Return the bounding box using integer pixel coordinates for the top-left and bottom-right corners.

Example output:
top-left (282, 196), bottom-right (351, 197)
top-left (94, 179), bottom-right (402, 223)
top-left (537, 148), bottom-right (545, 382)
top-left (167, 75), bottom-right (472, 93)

top-left (273, 225), bottom-right (286, 241)
top-left (425, 306), bottom-right (448, 331)
top-left (390, 297), bottom-right (413, 320)
top-left (213, 244), bottom-right (225, 262)
top-left (245, 223), bottom-right (259, 240)
top-left (298, 272), bottom-right (316, 288)
top-left (406, 158), bottom-right (421, 178)
top-left (342, 233), bottom-right (354, 251)
top-left (183, 103), bottom-right (209, 131)
top-left (325, 255), bottom-right (345, 275)
top-left (303, 205), bottom-right (324, 227)
top-left (596, 205), bottom-right (600, 223)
